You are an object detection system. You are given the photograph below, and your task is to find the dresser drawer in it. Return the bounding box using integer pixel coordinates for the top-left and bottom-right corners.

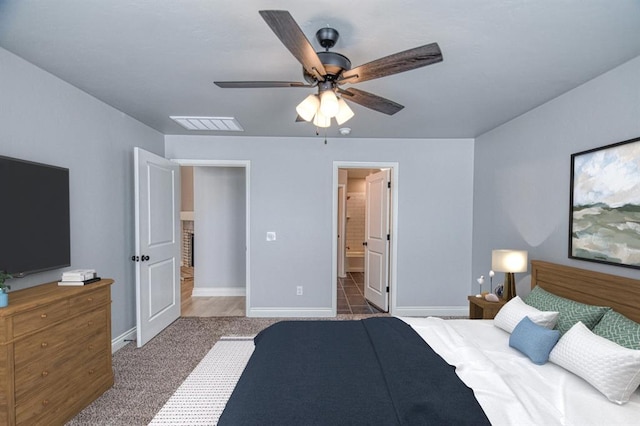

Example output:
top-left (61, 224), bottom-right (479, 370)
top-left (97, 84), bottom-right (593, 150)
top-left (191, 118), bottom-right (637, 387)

top-left (71, 349), bottom-right (110, 384)
top-left (15, 350), bottom-right (111, 426)
top-left (14, 309), bottom-right (108, 402)
top-left (13, 319), bottom-right (77, 368)
top-left (74, 325), bottom-right (110, 361)
top-left (68, 287), bottom-right (110, 314)
top-left (14, 343), bottom-right (77, 404)
top-left (66, 308), bottom-right (108, 341)
top-left (14, 308), bottom-right (106, 369)
top-left (12, 300), bottom-right (70, 338)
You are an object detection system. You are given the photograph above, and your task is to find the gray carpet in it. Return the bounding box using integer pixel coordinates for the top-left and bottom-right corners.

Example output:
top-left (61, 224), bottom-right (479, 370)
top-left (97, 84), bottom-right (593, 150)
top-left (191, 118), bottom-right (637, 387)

top-left (66, 314), bottom-right (389, 425)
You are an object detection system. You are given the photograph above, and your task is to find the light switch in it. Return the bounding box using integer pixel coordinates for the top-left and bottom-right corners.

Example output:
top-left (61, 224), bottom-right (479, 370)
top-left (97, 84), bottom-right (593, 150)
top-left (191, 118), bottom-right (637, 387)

top-left (266, 231), bottom-right (276, 241)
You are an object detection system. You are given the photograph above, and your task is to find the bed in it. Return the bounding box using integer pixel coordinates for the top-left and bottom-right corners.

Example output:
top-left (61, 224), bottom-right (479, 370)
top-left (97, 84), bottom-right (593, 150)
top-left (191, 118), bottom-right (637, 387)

top-left (218, 261), bottom-right (640, 425)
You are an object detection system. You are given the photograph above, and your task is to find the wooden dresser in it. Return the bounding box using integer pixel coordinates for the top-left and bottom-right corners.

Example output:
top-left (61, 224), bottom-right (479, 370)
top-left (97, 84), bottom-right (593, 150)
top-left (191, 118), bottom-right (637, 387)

top-left (0, 279), bottom-right (114, 425)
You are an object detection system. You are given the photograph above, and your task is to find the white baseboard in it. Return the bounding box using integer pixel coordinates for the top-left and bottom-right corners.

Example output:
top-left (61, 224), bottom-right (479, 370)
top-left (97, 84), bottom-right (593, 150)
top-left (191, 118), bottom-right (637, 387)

top-left (393, 306), bottom-right (468, 317)
top-left (112, 326), bottom-right (136, 353)
top-left (192, 287), bottom-right (246, 297)
top-left (248, 307), bottom-right (334, 318)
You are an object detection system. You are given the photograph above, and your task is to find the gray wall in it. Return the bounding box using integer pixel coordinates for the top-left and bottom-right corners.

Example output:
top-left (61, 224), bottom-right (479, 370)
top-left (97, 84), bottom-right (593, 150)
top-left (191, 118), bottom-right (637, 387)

top-left (0, 47), bottom-right (164, 340)
top-left (166, 136), bottom-right (475, 316)
top-left (193, 167), bottom-right (246, 293)
top-left (473, 55), bottom-right (640, 294)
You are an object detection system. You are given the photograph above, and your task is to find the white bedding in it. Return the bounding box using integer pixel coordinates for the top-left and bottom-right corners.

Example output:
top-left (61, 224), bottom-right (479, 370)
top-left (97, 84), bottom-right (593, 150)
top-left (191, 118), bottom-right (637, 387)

top-left (399, 316), bottom-right (640, 426)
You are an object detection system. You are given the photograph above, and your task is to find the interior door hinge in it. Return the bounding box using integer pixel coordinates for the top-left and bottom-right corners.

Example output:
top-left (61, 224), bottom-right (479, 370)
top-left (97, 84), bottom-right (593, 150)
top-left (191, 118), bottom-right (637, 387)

top-left (387, 234), bottom-right (390, 241)
top-left (386, 286), bottom-right (389, 293)
top-left (387, 181), bottom-right (391, 189)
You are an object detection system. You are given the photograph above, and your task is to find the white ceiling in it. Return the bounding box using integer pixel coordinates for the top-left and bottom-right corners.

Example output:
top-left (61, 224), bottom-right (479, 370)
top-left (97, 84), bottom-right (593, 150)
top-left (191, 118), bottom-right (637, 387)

top-left (1, 0), bottom-right (639, 139)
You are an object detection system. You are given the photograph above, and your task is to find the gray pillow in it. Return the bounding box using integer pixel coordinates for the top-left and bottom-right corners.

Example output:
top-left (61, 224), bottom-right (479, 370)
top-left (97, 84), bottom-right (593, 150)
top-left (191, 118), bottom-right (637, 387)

top-left (524, 286), bottom-right (610, 335)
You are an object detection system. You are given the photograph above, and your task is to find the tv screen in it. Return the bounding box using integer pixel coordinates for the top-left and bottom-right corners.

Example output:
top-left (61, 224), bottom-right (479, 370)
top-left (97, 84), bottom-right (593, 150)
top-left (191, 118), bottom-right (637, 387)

top-left (0, 155), bottom-right (70, 277)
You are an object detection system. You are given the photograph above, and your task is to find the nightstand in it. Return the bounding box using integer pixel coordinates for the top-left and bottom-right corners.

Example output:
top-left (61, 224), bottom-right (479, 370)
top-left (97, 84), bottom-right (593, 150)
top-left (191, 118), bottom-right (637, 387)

top-left (468, 295), bottom-right (507, 319)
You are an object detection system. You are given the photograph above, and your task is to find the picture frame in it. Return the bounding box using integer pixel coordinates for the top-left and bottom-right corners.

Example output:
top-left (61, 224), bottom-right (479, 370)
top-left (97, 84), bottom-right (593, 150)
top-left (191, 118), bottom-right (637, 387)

top-left (569, 136), bottom-right (640, 269)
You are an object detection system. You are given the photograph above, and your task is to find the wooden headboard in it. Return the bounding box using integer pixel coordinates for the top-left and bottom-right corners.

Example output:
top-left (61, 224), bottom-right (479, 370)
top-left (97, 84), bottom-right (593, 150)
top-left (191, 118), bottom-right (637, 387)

top-left (531, 260), bottom-right (640, 323)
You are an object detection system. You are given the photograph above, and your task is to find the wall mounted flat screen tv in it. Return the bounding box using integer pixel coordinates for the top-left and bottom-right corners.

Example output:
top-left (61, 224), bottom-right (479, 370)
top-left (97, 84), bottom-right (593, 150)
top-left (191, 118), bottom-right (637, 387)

top-left (0, 155), bottom-right (70, 277)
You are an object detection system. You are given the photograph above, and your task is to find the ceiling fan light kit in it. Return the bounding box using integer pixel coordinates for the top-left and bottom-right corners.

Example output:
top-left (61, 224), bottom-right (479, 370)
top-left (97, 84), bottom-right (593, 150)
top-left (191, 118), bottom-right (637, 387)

top-left (319, 88), bottom-right (340, 117)
top-left (313, 110), bottom-right (331, 128)
top-left (335, 98), bottom-right (354, 125)
top-left (296, 94), bottom-right (320, 122)
top-left (213, 10), bottom-right (443, 132)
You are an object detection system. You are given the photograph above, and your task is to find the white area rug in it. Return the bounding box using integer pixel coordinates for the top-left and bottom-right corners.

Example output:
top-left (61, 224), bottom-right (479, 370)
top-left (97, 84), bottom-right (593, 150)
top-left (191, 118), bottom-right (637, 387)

top-left (149, 337), bottom-right (255, 425)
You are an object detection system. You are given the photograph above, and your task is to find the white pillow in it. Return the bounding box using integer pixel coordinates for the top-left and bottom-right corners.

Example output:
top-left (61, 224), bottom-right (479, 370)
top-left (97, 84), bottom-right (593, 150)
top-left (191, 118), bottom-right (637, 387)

top-left (494, 296), bottom-right (559, 333)
top-left (549, 321), bottom-right (640, 404)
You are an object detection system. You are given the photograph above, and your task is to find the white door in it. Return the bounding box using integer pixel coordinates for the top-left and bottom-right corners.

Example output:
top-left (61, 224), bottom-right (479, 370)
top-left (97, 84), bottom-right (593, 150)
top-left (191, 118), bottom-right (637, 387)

top-left (364, 169), bottom-right (390, 311)
top-left (337, 184), bottom-right (346, 278)
top-left (134, 148), bottom-right (181, 347)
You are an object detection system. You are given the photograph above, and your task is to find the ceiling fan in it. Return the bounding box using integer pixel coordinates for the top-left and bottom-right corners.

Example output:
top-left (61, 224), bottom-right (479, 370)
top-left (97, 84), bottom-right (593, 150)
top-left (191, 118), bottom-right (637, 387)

top-left (214, 10), bottom-right (443, 127)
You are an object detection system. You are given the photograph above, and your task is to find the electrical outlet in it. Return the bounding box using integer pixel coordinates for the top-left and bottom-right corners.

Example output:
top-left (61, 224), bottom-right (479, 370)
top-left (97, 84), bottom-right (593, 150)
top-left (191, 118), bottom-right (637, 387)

top-left (296, 286), bottom-right (303, 296)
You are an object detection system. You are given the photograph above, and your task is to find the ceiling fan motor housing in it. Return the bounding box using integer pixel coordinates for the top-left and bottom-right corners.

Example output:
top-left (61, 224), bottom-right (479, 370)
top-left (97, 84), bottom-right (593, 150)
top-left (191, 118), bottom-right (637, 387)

top-left (307, 27), bottom-right (352, 81)
top-left (317, 51), bottom-right (351, 76)
top-left (303, 51), bottom-right (351, 84)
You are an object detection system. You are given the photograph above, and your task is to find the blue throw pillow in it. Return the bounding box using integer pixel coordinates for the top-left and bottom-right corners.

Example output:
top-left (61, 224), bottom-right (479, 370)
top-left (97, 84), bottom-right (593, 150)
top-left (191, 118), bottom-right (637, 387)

top-left (509, 316), bottom-right (561, 365)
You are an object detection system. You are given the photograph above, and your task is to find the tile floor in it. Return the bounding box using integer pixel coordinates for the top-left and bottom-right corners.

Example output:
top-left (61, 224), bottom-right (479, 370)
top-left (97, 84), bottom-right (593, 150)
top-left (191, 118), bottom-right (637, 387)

top-left (338, 272), bottom-right (385, 314)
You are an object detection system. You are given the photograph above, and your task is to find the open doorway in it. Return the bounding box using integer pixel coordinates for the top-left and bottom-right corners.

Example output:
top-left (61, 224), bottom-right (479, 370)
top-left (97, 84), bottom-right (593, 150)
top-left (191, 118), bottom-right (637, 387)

top-left (333, 162), bottom-right (398, 316)
top-left (175, 160), bottom-right (250, 317)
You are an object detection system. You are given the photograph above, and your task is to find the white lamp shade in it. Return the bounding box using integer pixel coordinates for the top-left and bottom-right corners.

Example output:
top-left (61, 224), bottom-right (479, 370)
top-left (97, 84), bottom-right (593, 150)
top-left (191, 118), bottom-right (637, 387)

top-left (313, 111), bottom-right (331, 128)
top-left (491, 250), bottom-right (528, 273)
top-left (296, 94), bottom-right (320, 122)
top-left (319, 90), bottom-right (340, 117)
top-left (335, 98), bottom-right (355, 125)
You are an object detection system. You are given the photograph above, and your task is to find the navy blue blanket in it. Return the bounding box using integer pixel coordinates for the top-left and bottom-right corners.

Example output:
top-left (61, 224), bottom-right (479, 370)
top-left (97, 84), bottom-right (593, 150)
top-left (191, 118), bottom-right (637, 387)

top-left (219, 317), bottom-right (490, 425)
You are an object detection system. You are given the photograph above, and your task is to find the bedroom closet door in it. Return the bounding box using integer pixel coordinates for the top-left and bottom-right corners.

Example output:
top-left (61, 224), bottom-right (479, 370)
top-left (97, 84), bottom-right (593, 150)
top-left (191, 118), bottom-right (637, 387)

top-left (134, 148), bottom-right (181, 347)
top-left (364, 169), bottom-right (390, 311)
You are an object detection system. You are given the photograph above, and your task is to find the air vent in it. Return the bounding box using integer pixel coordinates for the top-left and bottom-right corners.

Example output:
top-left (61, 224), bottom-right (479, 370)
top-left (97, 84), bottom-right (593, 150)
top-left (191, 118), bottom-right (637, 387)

top-left (170, 116), bottom-right (244, 132)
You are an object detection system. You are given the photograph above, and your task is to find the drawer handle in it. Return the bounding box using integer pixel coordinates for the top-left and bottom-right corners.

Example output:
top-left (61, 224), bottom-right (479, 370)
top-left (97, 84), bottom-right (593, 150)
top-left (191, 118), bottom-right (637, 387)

top-left (41, 370), bottom-right (49, 377)
top-left (87, 297), bottom-right (94, 302)
top-left (88, 344), bottom-right (94, 350)
top-left (41, 342), bottom-right (48, 348)
top-left (42, 399), bottom-right (49, 406)
top-left (41, 313), bottom-right (48, 319)
top-left (88, 369), bottom-right (95, 375)
top-left (88, 321), bottom-right (94, 326)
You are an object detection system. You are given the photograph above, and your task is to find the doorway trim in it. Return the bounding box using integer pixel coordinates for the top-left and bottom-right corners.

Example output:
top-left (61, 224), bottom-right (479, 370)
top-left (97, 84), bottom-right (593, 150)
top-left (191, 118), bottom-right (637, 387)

top-left (171, 159), bottom-right (251, 316)
top-left (332, 161), bottom-right (399, 315)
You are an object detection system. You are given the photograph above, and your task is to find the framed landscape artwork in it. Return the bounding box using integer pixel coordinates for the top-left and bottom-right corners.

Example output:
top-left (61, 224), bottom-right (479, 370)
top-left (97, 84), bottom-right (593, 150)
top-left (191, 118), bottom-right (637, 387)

top-left (569, 136), bottom-right (640, 269)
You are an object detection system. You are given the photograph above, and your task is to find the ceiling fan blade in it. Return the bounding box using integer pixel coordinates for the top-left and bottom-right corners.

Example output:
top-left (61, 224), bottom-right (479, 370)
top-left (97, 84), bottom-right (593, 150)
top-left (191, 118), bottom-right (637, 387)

top-left (295, 114), bottom-right (306, 122)
top-left (259, 10), bottom-right (327, 79)
top-left (214, 81), bottom-right (312, 88)
top-left (339, 43), bottom-right (442, 84)
top-left (338, 88), bottom-right (404, 115)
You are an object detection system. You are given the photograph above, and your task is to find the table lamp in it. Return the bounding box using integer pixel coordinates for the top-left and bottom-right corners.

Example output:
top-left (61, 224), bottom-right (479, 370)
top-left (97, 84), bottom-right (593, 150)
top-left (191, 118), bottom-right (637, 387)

top-left (491, 249), bottom-right (528, 301)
